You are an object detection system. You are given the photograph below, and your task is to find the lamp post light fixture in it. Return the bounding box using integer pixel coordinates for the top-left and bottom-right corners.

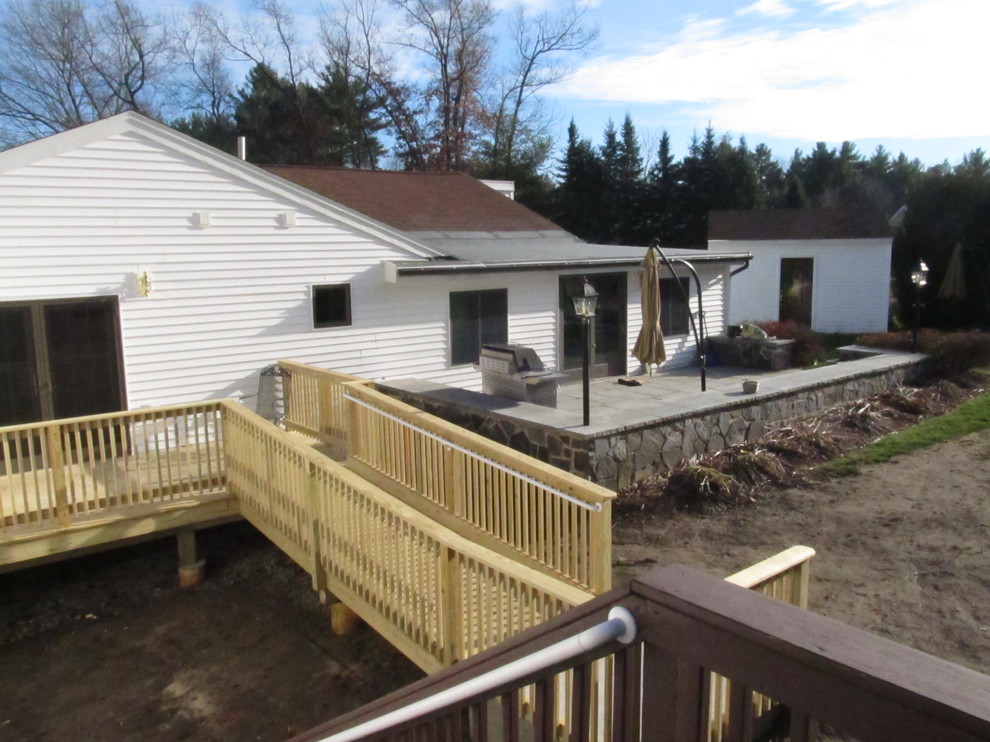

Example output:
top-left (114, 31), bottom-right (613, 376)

top-left (911, 259), bottom-right (929, 352)
top-left (572, 277), bottom-right (598, 427)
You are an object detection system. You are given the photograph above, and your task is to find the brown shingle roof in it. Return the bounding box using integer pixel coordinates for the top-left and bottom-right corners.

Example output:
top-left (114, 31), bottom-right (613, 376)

top-left (709, 208), bottom-right (892, 240)
top-left (263, 167), bottom-right (562, 233)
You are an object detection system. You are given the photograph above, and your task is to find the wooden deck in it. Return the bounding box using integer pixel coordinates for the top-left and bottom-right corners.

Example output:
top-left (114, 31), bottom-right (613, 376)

top-left (0, 402), bottom-right (236, 567)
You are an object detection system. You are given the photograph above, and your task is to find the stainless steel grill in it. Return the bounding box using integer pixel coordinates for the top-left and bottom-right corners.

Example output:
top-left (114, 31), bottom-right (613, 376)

top-left (476, 344), bottom-right (565, 408)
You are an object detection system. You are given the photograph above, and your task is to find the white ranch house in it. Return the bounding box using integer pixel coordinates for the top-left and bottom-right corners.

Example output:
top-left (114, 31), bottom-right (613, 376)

top-left (0, 112), bottom-right (747, 426)
top-left (712, 208), bottom-right (893, 334)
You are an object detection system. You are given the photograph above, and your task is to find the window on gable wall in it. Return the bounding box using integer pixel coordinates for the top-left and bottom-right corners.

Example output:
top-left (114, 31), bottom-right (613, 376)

top-left (660, 277), bottom-right (690, 336)
top-left (312, 284), bottom-right (352, 328)
top-left (449, 289), bottom-right (508, 365)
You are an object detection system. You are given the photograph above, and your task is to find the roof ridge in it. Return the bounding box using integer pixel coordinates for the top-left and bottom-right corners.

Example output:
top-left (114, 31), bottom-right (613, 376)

top-left (262, 165), bottom-right (466, 177)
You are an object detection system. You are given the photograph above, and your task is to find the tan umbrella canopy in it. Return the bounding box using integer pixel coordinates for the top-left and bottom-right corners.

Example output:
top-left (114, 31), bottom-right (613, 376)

top-left (633, 247), bottom-right (666, 374)
top-left (938, 243), bottom-right (967, 300)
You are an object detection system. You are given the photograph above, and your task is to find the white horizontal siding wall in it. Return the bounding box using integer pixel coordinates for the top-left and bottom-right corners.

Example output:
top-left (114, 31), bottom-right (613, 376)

top-left (1, 131), bottom-right (735, 408)
top-left (722, 239), bottom-right (891, 333)
top-left (0, 133), bottom-right (447, 407)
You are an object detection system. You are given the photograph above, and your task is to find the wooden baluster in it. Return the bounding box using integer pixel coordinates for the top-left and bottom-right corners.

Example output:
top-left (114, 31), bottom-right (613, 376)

top-left (569, 664), bottom-right (591, 742)
top-left (642, 643), bottom-right (706, 742)
top-left (45, 425), bottom-right (70, 527)
top-left (589, 500), bottom-right (612, 594)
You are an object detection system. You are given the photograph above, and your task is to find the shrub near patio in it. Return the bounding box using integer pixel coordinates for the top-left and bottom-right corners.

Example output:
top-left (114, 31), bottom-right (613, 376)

top-left (856, 329), bottom-right (990, 375)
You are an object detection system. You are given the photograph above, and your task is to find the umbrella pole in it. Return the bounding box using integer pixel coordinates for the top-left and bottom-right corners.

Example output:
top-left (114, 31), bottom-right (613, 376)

top-left (654, 246), bottom-right (707, 392)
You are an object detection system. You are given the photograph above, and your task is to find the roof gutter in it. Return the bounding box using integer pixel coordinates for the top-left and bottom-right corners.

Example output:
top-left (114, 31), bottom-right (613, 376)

top-left (382, 252), bottom-right (752, 281)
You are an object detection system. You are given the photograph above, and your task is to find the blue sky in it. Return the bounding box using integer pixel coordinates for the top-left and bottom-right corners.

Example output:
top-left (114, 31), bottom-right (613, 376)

top-left (154, 0), bottom-right (988, 167)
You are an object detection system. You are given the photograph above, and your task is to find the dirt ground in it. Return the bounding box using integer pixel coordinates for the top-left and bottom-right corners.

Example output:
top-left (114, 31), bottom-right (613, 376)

top-left (0, 525), bottom-right (424, 741)
top-left (614, 430), bottom-right (990, 675)
top-left (1, 428), bottom-right (989, 740)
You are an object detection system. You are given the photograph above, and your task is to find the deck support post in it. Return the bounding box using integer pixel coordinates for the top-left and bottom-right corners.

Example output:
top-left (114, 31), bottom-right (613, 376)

top-left (331, 602), bottom-right (361, 635)
top-left (176, 527), bottom-right (206, 587)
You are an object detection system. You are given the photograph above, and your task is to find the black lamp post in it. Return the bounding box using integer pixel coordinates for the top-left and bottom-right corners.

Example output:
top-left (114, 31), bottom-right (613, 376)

top-left (911, 259), bottom-right (929, 352)
top-left (572, 277), bottom-right (598, 427)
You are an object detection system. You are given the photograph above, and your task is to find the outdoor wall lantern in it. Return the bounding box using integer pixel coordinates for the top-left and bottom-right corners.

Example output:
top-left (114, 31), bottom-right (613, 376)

top-left (572, 277), bottom-right (598, 427)
top-left (911, 259), bottom-right (929, 351)
top-left (137, 270), bottom-right (152, 297)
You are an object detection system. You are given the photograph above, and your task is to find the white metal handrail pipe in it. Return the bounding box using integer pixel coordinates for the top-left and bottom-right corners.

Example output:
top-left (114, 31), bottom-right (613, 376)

top-left (317, 607), bottom-right (637, 742)
top-left (343, 393), bottom-right (603, 512)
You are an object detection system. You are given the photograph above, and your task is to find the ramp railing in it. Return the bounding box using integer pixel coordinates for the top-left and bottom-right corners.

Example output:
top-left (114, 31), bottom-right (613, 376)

top-left (280, 359), bottom-right (373, 459)
top-left (222, 400), bottom-right (594, 673)
top-left (340, 382), bottom-right (614, 594)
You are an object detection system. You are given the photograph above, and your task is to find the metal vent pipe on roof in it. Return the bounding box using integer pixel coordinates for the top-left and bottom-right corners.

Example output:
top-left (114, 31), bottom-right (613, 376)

top-left (237, 136), bottom-right (247, 161)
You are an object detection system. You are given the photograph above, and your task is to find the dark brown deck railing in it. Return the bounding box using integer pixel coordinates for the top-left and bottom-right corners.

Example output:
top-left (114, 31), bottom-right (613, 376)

top-left (290, 564), bottom-right (990, 742)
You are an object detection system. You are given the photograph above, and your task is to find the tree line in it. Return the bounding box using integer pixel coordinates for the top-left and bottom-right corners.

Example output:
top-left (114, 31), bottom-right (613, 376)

top-left (0, 0), bottom-right (596, 178)
top-left (546, 116), bottom-right (989, 332)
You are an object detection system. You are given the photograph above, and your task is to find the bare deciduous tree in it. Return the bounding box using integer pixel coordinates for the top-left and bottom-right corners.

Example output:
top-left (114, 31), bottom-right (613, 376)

top-left (487, 2), bottom-right (597, 173)
top-left (173, 4), bottom-right (236, 130)
top-left (319, 0), bottom-right (426, 169)
top-left (0, 0), bottom-right (172, 146)
top-left (392, 0), bottom-right (494, 170)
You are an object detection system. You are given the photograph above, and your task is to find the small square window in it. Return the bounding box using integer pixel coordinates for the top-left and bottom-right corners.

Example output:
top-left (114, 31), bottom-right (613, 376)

top-left (312, 284), bottom-right (352, 328)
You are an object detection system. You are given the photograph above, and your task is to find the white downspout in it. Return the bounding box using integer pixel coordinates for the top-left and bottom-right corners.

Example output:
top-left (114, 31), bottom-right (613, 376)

top-left (318, 606), bottom-right (638, 742)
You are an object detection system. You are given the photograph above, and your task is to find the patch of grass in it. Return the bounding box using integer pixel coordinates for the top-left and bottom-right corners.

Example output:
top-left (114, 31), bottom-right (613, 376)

top-left (821, 389), bottom-right (990, 476)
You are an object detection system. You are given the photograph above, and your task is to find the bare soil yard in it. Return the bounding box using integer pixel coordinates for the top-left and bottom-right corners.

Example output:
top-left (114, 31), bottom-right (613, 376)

top-left (613, 430), bottom-right (990, 674)
top-left (1, 388), bottom-right (988, 740)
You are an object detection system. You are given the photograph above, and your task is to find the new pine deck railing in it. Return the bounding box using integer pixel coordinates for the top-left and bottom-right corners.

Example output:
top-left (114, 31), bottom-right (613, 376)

top-left (222, 400), bottom-right (594, 673)
top-left (334, 378), bottom-right (614, 594)
top-left (280, 360), bottom-right (372, 459)
top-left (290, 563), bottom-right (990, 742)
top-left (0, 402), bottom-right (231, 563)
top-left (1, 396), bottom-right (596, 675)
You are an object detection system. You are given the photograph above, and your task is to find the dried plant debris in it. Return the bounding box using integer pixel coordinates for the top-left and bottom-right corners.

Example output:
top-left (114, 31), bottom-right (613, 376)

top-left (763, 422), bottom-right (840, 462)
top-left (664, 462), bottom-right (749, 513)
top-left (875, 388), bottom-right (932, 416)
top-left (616, 374), bottom-right (984, 518)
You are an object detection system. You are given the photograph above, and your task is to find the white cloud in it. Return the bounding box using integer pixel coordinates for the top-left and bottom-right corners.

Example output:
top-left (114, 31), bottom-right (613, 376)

top-left (817, 0), bottom-right (901, 11)
top-left (738, 0), bottom-right (796, 18)
top-left (552, 0), bottom-right (990, 140)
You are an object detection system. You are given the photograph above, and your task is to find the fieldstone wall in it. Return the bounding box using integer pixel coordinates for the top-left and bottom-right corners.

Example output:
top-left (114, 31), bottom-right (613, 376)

top-left (379, 362), bottom-right (923, 491)
top-left (590, 365), bottom-right (916, 489)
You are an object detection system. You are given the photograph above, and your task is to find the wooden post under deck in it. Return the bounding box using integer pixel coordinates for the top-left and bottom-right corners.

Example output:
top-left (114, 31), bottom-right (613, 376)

top-left (177, 527), bottom-right (206, 587)
top-left (331, 602), bottom-right (361, 635)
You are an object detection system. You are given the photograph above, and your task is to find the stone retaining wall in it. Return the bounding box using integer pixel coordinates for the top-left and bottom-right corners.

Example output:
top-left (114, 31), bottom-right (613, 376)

top-left (379, 362), bottom-right (924, 491)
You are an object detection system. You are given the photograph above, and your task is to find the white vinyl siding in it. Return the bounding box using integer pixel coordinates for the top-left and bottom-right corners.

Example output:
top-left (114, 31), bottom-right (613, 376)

top-left (722, 239), bottom-right (891, 333)
top-left (0, 133), bottom-right (428, 406)
top-left (1, 128), bottom-right (734, 407)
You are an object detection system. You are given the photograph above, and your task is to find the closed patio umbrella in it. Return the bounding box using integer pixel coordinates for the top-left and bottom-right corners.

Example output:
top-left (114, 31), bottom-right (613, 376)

top-left (633, 248), bottom-right (666, 374)
top-left (938, 243), bottom-right (967, 300)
